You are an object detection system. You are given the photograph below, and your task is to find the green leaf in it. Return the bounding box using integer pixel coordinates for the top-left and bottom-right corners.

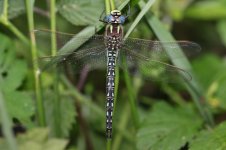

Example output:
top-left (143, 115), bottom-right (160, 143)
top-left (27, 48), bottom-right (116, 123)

top-left (137, 102), bottom-right (202, 150)
top-left (57, 0), bottom-right (104, 26)
top-left (190, 121), bottom-right (226, 150)
top-left (185, 1), bottom-right (226, 20)
top-left (4, 91), bottom-right (35, 125)
top-left (0, 34), bottom-right (27, 91)
top-left (0, 0), bottom-right (25, 19)
top-left (45, 94), bottom-right (76, 137)
top-left (0, 34), bottom-right (34, 126)
top-left (0, 128), bottom-right (68, 150)
top-left (1, 60), bottom-right (27, 91)
top-left (0, 34), bottom-right (13, 67)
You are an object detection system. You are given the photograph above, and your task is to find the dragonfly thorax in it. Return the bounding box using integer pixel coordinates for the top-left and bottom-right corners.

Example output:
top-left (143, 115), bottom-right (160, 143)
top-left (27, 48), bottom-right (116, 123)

top-left (105, 35), bottom-right (122, 51)
top-left (104, 10), bottom-right (125, 24)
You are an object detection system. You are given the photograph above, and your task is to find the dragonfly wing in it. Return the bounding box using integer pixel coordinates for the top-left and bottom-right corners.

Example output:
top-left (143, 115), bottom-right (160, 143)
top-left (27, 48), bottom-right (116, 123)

top-left (35, 29), bottom-right (107, 74)
top-left (38, 46), bottom-right (107, 74)
top-left (34, 29), bottom-right (105, 55)
top-left (122, 38), bottom-right (201, 60)
top-left (118, 47), bottom-right (192, 83)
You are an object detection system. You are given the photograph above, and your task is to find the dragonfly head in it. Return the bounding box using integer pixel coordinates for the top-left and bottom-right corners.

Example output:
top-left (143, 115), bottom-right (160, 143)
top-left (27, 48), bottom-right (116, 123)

top-left (104, 10), bottom-right (126, 24)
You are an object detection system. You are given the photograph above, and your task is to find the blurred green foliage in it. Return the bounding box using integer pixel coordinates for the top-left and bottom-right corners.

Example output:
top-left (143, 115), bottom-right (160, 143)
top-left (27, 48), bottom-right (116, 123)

top-left (0, 128), bottom-right (68, 150)
top-left (0, 0), bottom-right (226, 150)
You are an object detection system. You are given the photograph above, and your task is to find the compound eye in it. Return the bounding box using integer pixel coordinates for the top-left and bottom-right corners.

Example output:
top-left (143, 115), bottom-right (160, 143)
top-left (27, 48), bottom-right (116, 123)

top-left (104, 15), bottom-right (112, 23)
top-left (119, 16), bottom-right (125, 24)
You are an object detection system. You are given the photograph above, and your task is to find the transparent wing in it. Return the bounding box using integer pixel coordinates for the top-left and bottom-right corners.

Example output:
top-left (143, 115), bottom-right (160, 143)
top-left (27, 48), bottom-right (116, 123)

top-left (122, 38), bottom-right (201, 60)
top-left (38, 45), bottom-right (107, 73)
top-left (34, 29), bottom-right (105, 55)
top-left (118, 49), bottom-right (191, 83)
top-left (117, 38), bottom-right (200, 82)
top-left (35, 29), bottom-right (107, 73)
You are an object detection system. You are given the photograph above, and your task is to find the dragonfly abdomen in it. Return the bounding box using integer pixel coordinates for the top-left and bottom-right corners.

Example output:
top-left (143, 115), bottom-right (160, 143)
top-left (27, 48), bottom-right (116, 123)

top-left (106, 49), bottom-right (118, 139)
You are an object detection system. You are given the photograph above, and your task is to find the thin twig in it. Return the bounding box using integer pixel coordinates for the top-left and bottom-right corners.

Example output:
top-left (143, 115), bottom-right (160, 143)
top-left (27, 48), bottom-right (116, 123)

top-left (34, 7), bottom-right (50, 18)
top-left (77, 65), bottom-right (89, 90)
top-left (65, 65), bottom-right (93, 150)
top-left (75, 66), bottom-right (94, 150)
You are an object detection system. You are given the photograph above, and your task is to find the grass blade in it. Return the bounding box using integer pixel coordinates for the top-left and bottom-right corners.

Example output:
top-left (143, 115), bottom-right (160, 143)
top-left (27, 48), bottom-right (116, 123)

top-left (124, 0), bottom-right (156, 38)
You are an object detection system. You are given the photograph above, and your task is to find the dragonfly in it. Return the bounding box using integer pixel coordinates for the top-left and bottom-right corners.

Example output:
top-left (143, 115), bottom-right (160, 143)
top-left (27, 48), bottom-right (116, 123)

top-left (35, 10), bottom-right (201, 139)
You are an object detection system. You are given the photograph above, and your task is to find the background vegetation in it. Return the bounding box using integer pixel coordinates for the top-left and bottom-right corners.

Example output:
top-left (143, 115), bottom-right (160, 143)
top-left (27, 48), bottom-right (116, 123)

top-left (0, 0), bottom-right (226, 150)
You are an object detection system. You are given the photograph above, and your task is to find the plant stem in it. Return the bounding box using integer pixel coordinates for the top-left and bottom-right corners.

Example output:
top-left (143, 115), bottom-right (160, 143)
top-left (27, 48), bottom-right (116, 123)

top-left (25, 0), bottom-right (46, 126)
top-left (49, 0), bottom-right (62, 137)
top-left (122, 57), bottom-right (140, 129)
top-left (162, 83), bottom-right (186, 106)
top-left (0, 0), bottom-right (29, 45)
top-left (105, 0), bottom-right (111, 14)
top-left (2, 0), bottom-right (8, 22)
top-left (7, 22), bottom-right (30, 45)
top-left (50, 1), bottom-right (57, 56)
top-left (107, 140), bottom-right (112, 150)
top-left (109, 0), bottom-right (115, 10)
